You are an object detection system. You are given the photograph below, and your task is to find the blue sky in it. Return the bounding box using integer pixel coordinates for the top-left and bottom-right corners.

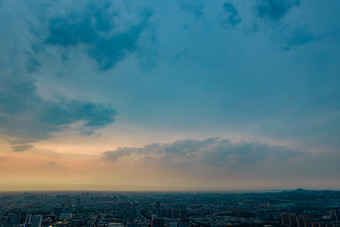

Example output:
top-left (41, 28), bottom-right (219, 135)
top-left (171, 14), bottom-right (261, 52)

top-left (0, 0), bottom-right (339, 190)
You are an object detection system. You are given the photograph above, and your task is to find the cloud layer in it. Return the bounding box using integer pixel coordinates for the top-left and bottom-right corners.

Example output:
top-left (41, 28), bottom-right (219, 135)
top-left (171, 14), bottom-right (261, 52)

top-left (0, 0), bottom-right (339, 190)
top-left (102, 137), bottom-right (340, 184)
top-left (256, 0), bottom-right (300, 21)
top-left (222, 2), bottom-right (241, 27)
top-left (0, 1), bottom-right (121, 145)
top-left (45, 3), bottom-right (153, 71)
top-left (103, 138), bottom-right (307, 172)
top-left (0, 73), bottom-right (116, 141)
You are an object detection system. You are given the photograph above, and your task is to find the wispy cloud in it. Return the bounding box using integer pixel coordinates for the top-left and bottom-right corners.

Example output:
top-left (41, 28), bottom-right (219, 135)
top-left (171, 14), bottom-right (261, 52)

top-left (12, 144), bottom-right (34, 152)
top-left (37, 160), bottom-right (63, 170)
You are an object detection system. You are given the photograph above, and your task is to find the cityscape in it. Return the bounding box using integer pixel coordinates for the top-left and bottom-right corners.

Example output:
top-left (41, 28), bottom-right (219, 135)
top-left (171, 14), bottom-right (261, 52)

top-left (1, 189), bottom-right (340, 227)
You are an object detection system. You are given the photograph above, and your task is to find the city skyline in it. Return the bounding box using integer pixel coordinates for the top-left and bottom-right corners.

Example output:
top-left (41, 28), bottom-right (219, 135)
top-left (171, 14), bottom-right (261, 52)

top-left (0, 0), bottom-right (340, 191)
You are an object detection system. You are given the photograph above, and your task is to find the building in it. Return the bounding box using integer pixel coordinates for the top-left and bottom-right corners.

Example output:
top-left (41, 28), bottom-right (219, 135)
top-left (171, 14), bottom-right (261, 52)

top-left (170, 222), bottom-right (178, 227)
top-left (151, 215), bottom-right (163, 227)
top-left (24, 214), bottom-right (32, 225)
top-left (155, 201), bottom-right (161, 218)
top-left (31, 215), bottom-right (42, 227)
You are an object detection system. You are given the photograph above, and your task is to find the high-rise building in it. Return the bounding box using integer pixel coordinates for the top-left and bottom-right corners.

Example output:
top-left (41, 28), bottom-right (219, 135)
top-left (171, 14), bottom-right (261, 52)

top-left (281, 213), bottom-right (312, 227)
top-left (155, 201), bottom-right (161, 218)
top-left (151, 215), bottom-right (163, 227)
top-left (331, 208), bottom-right (340, 221)
top-left (281, 212), bottom-right (290, 226)
top-left (180, 209), bottom-right (187, 222)
top-left (256, 209), bottom-right (268, 220)
top-left (25, 214), bottom-right (32, 224)
top-left (296, 215), bottom-right (312, 227)
top-left (170, 222), bottom-right (178, 227)
top-left (8, 213), bottom-right (20, 226)
top-left (60, 212), bottom-right (72, 220)
top-left (289, 214), bottom-right (298, 227)
top-left (178, 222), bottom-right (188, 227)
top-left (172, 209), bottom-right (180, 218)
top-left (31, 215), bottom-right (42, 227)
top-left (166, 208), bottom-right (172, 218)
top-left (118, 202), bottom-right (137, 221)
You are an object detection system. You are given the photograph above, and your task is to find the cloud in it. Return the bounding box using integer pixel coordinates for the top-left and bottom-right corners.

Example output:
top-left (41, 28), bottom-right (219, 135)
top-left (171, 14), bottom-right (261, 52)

top-left (222, 2), bottom-right (241, 27)
top-left (179, 0), bottom-right (205, 19)
top-left (103, 138), bottom-right (306, 170)
top-left (282, 27), bottom-right (319, 50)
top-left (44, 3), bottom-right (153, 71)
top-left (25, 53), bottom-right (41, 74)
top-left (12, 144), bottom-right (34, 152)
top-left (37, 160), bottom-right (62, 169)
top-left (256, 0), bottom-right (300, 21)
top-left (102, 138), bottom-right (340, 180)
top-left (0, 73), bottom-right (116, 141)
top-left (103, 147), bottom-right (138, 161)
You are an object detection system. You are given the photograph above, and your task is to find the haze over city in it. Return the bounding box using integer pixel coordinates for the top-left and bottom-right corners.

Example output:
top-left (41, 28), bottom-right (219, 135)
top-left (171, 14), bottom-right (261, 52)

top-left (0, 0), bottom-right (339, 191)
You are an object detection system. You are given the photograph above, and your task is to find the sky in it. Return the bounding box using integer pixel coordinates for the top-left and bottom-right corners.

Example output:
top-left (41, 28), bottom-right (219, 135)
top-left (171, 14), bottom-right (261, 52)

top-left (0, 0), bottom-right (339, 191)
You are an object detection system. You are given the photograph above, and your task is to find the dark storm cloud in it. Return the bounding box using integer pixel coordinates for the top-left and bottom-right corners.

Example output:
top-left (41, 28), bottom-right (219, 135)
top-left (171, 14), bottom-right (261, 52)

top-left (0, 73), bottom-right (116, 140)
top-left (12, 144), bottom-right (34, 152)
top-left (256, 0), bottom-right (300, 21)
top-left (45, 3), bottom-right (153, 71)
top-left (222, 2), bottom-right (241, 27)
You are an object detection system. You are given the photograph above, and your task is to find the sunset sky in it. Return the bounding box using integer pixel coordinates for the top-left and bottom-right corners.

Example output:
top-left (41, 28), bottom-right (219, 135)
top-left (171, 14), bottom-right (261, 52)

top-left (0, 0), bottom-right (340, 191)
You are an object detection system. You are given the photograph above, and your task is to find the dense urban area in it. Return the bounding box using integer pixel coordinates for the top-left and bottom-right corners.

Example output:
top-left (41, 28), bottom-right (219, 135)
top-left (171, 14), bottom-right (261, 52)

top-left (0, 189), bottom-right (339, 227)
